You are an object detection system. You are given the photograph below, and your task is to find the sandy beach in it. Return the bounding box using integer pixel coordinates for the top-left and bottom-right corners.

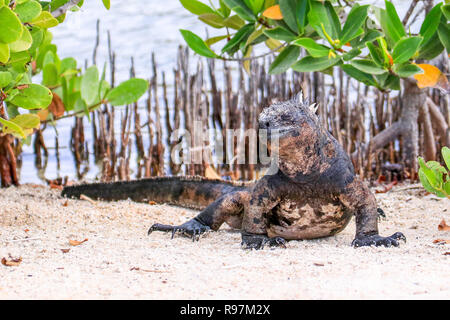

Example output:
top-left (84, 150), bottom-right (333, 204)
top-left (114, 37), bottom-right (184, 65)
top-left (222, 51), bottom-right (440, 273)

top-left (0, 183), bottom-right (449, 299)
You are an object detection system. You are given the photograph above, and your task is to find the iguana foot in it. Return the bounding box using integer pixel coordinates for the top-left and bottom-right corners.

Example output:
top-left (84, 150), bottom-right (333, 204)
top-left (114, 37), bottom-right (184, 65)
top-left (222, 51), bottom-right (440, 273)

top-left (241, 232), bottom-right (286, 250)
top-left (377, 208), bottom-right (386, 219)
top-left (148, 219), bottom-right (210, 242)
top-left (352, 232), bottom-right (406, 248)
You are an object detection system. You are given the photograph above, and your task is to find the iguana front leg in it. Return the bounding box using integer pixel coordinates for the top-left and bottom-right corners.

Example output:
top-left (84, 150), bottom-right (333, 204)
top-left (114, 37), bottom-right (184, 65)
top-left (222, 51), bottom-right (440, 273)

top-left (340, 178), bottom-right (406, 247)
top-left (148, 190), bottom-right (248, 241)
top-left (240, 175), bottom-right (286, 250)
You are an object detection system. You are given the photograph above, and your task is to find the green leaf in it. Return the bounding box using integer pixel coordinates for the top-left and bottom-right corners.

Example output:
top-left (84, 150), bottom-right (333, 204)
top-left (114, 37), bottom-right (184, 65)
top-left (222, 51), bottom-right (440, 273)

top-left (442, 146), bottom-right (450, 172)
top-left (268, 45), bottom-right (300, 75)
top-left (222, 0), bottom-right (255, 20)
top-left (243, 0), bottom-right (264, 15)
top-left (438, 23), bottom-right (450, 54)
top-left (205, 35), bottom-right (229, 46)
top-left (10, 114), bottom-right (40, 130)
top-left (293, 38), bottom-right (330, 57)
top-left (366, 42), bottom-right (385, 66)
top-left (0, 117), bottom-right (26, 139)
top-left (0, 71), bottom-right (12, 88)
top-left (223, 15), bottom-right (245, 29)
top-left (105, 78), bottom-right (149, 106)
top-left (308, 0), bottom-right (340, 41)
top-left (102, 0), bottom-right (111, 10)
top-left (43, 63), bottom-right (59, 86)
top-left (279, 0), bottom-right (299, 34)
top-left (15, 0), bottom-right (42, 23)
top-left (0, 6), bottom-right (23, 44)
top-left (9, 51), bottom-right (31, 73)
top-left (296, 0), bottom-right (308, 34)
top-left (9, 26), bottom-right (33, 52)
top-left (340, 5), bottom-right (370, 44)
top-left (417, 31), bottom-right (444, 60)
top-left (31, 11), bottom-right (59, 28)
top-left (221, 23), bottom-right (254, 54)
top-left (374, 2), bottom-right (405, 47)
top-left (419, 168), bottom-right (445, 197)
top-left (81, 66), bottom-right (100, 106)
top-left (392, 36), bottom-right (422, 64)
top-left (180, 29), bottom-right (218, 58)
top-left (350, 59), bottom-right (387, 75)
top-left (383, 0), bottom-right (406, 44)
top-left (263, 27), bottom-right (297, 42)
top-left (352, 29), bottom-right (384, 49)
top-left (441, 4), bottom-right (450, 21)
top-left (198, 13), bottom-right (225, 28)
top-left (341, 64), bottom-right (377, 87)
top-left (342, 48), bottom-right (361, 61)
top-left (381, 74), bottom-right (400, 90)
top-left (10, 84), bottom-right (53, 110)
top-left (219, 0), bottom-right (231, 18)
top-left (60, 57), bottom-right (77, 75)
top-left (418, 157), bottom-right (440, 188)
top-left (393, 63), bottom-right (423, 78)
top-left (292, 55), bottom-right (341, 72)
top-left (0, 43), bottom-right (10, 64)
top-left (29, 28), bottom-right (44, 57)
top-left (180, 0), bottom-right (215, 15)
top-left (419, 3), bottom-right (443, 44)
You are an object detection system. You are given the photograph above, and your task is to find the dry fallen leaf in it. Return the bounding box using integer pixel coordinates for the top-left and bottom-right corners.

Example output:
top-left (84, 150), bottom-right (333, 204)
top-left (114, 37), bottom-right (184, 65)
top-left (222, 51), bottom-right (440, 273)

top-left (438, 219), bottom-right (450, 231)
top-left (69, 238), bottom-right (88, 246)
top-left (263, 5), bottom-right (283, 20)
top-left (37, 109), bottom-right (49, 122)
top-left (414, 64), bottom-right (450, 92)
top-left (375, 178), bottom-right (398, 194)
top-left (62, 200), bottom-right (69, 207)
top-left (47, 93), bottom-right (65, 119)
top-left (148, 201), bottom-right (157, 205)
top-left (60, 249), bottom-right (70, 253)
top-left (1, 256), bottom-right (22, 267)
top-left (433, 239), bottom-right (450, 244)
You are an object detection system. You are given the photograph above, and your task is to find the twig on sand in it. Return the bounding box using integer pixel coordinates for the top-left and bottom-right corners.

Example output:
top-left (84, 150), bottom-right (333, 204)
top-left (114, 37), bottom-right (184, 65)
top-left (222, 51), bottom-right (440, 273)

top-left (80, 194), bottom-right (97, 205)
top-left (3, 237), bottom-right (41, 243)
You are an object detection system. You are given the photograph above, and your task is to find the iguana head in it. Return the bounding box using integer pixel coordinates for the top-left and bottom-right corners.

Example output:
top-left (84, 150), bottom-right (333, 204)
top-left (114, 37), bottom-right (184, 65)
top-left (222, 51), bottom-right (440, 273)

top-left (259, 92), bottom-right (354, 189)
top-left (258, 92), bottom-right (319, 139)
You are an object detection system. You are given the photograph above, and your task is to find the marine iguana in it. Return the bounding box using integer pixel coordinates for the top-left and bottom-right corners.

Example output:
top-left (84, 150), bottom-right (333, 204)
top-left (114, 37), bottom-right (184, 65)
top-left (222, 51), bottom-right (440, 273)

top-left (62, 94), bottom-right (405, 249)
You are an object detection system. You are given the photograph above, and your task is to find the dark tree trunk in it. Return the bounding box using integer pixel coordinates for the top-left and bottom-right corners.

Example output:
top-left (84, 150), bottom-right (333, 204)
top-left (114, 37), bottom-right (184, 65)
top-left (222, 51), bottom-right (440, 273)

top-left (400, 79), bottom-right (427, 171)
top-left (352, 78), bottom-right (427, 174)
top-left (0, 134), bottom-right (19, 187)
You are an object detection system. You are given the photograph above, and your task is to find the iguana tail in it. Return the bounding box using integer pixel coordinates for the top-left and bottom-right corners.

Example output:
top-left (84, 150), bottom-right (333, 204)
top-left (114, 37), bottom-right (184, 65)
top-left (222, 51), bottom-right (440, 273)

top-left (61, 176), bottom-right (250, 210)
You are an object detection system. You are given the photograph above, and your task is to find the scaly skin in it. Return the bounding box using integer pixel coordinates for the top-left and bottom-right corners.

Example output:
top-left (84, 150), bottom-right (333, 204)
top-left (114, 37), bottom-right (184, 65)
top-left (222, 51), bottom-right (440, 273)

top-left (63, 94), bottom-right (405, 249)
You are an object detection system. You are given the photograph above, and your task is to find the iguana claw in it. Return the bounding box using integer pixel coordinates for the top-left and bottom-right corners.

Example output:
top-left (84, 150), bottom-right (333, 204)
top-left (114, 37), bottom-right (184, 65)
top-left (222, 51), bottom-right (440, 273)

top-left (148, 219), bottom-right (210, 242)
top-left (352, 232), bottom-right (406, 248)
top-left (241, 232), bottom-right (287, 250)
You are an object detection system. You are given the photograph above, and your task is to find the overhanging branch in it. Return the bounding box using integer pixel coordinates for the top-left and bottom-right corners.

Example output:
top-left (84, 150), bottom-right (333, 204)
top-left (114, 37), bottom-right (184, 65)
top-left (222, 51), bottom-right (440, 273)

top-left (51, 0), bottom-right (82, 18)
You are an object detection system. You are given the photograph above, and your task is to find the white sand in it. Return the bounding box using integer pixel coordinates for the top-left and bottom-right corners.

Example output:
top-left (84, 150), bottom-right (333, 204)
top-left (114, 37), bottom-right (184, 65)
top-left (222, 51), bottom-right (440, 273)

top-left (0, 183), bottom-right (449, 300)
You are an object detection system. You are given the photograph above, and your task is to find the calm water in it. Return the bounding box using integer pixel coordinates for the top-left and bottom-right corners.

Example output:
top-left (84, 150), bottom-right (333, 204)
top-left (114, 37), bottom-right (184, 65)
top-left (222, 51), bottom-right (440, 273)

top-left (18, 0), bottom-right (415, 183)
top-left (19, 0), bottom-right (203, 183)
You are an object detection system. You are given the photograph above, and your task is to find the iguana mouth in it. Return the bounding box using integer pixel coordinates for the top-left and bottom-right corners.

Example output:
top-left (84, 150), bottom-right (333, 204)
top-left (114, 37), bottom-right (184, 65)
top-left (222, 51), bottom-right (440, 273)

top-left (265, 127), bottom-right (297, 140)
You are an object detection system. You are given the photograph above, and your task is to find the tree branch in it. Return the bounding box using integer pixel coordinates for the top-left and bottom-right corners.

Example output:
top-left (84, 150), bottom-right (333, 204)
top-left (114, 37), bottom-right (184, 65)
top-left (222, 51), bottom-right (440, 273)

top-left (419, 101), bottom-right (436, 161)
top-left (51, 0), bottom-right (82, 18)
top-left (426, 97), bottom-right (450, 146)
top-left (351, 121), bottom-right (404, 163)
